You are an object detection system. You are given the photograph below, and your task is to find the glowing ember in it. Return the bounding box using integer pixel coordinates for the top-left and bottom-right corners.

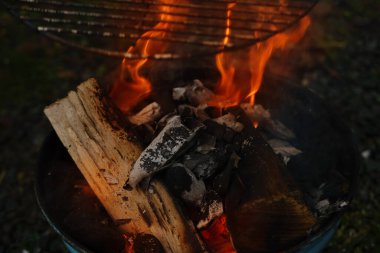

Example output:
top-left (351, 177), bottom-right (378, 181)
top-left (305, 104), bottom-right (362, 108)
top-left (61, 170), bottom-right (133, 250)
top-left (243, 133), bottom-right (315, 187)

top-left (201, 215), bottom-right (236, 253)
top-left (123, 234), bottom-right (134, 253)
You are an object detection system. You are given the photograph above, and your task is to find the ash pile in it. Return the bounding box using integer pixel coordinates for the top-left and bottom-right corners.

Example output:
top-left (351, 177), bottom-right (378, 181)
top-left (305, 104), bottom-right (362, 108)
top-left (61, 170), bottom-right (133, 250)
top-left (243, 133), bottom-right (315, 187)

top-left (124, 79), bottom-right (352, 252)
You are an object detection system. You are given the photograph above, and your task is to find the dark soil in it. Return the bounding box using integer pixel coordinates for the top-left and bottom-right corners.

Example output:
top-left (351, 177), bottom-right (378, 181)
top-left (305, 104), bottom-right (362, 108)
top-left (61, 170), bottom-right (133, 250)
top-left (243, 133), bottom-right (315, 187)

top-left (0, 0), bottom-right (379, 252)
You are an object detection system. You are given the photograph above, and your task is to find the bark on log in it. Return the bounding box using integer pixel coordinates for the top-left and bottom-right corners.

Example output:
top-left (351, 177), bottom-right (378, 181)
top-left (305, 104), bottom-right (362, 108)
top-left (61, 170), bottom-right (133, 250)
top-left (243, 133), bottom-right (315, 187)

top-left (44, 78), bottom-right (206, 253)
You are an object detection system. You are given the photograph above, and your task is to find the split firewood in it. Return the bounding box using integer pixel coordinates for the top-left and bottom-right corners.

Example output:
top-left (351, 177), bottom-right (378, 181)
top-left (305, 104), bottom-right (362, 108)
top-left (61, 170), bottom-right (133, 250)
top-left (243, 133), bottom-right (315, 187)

top-left (44, 79), bottom-right (207, 253)
top-left (128, 115), bottom-right (204, 187)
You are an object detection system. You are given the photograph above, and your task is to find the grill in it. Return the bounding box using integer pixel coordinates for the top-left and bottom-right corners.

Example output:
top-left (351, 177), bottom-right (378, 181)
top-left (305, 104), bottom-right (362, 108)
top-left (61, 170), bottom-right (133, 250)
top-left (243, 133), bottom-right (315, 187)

top-left (1, 0), bottom-right (317, 59)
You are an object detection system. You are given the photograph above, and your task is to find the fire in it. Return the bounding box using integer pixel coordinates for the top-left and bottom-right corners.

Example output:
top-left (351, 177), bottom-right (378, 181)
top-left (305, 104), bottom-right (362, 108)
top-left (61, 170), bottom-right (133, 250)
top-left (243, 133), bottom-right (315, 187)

top-left (209, 12), bottom-right (311, 108)
top-left (201, 215), bottom-right (236, 253)
top-left (110, 1), bottom-right (310, 113)
top-left (109, 2), bottom-right (311, 252)
top-left (109, 1), bottom-right (187, 113)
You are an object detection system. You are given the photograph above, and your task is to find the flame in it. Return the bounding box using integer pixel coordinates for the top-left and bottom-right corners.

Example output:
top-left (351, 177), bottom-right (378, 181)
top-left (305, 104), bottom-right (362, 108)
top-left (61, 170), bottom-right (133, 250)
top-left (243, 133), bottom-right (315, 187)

top-left (110, 1), bottom-right (185, 113)
top-left (201, 215), bottom-right (236, 253)
top-left (209, 9), bottom-right (311, 108)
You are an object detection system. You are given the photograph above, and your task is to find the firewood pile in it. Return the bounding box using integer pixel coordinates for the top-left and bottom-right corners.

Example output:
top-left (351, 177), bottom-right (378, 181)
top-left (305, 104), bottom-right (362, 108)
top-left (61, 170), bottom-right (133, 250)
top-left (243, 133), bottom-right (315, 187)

top-left (44, 78), bottom-right (352, 253)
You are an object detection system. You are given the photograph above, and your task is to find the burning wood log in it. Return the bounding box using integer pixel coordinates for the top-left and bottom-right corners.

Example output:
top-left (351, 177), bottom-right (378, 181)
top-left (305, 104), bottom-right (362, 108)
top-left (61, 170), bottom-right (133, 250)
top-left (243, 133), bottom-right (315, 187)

top-left (44, 78), bottom-right (207, 253)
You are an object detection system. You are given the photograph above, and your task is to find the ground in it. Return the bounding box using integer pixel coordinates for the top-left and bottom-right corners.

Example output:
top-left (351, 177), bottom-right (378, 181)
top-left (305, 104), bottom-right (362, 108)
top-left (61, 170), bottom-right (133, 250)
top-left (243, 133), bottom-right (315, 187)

top-left (0, 0), bottom-right (379, 252)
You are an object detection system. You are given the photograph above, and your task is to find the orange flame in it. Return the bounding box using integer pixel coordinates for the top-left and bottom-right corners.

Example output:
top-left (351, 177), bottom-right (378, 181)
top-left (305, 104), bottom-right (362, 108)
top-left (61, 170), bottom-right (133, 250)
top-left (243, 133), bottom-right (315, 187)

top-left (110, 1), bottom-right (185, 113)
top-left (209, 12), bottom-right (311, 108)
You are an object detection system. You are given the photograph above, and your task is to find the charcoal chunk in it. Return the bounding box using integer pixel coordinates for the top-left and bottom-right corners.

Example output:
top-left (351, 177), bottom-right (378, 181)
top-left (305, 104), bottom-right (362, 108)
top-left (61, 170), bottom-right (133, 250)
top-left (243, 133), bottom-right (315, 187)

top-left (128, 116), bottom-right (203, 187)
top-left (163, 164), bottom-right (206, 204)
top-left (183, 147), bottom-right (227, 180)
top-left (196, 133), bottom-right (217, 154)
top-left (212, 152), bottom-right (240, 196)
top-left (203, 119), bottom-right (226, 140)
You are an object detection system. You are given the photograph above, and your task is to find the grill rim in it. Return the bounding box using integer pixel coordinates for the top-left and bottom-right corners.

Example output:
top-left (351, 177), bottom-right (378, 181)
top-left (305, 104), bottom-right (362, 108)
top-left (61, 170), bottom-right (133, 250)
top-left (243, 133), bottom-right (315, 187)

top-left (1, 0), bottom-right (318, 59)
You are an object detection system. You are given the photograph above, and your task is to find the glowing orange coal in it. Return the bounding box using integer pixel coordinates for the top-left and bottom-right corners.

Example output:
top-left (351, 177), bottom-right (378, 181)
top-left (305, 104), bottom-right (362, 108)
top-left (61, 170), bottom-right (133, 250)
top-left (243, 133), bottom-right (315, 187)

top-left (110, 1), bottom-right (188, 113)
top-left (201, 215), bottom-right (236, 253)
top-left (208, 15), bottom-right (310, 108)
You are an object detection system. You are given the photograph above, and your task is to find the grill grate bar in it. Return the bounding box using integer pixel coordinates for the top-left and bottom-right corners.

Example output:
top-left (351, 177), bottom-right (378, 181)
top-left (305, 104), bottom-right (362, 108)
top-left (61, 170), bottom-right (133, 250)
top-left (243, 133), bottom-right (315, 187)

top-left (1, 0), bottom-right (318, 59)
top-left (14, 4), bottom-right (299, 26)
top-left (107, 0), bottom-right (312, 9)
top-left (21, 16), bottom-right (277, 40)
top-left (18, 0), bottom-right (309, 16)
top-left (19, 7), bottom-right (289, 31)
top-left (33, 26), bottom-right (236, 48)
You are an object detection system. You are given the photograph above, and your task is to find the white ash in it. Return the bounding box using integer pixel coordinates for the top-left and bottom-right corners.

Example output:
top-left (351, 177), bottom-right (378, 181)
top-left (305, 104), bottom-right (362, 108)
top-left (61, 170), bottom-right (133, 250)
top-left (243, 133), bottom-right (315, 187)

top-left (316, 199), bottom-right (350, 216)
top-left (181, 166), bottom-right (206, 205)
top-left (128, 102), bottom-right (162, 126)
top-left (316, 199), bottom-right (330, 214)
top-left (173, 79), bottom-right (215, 106)
top-left (337, 200), bottom-right (349, 208)
top-left (196, 199), bottom-right (224, 229)
top-left (267, 139), bottom-right (302, 164)
top-left (213, 113), bottom-right (244, 132)
top-left (128, 116), bottom-right (204, 187)
top-left (172, 86), bottom-right (187, 101)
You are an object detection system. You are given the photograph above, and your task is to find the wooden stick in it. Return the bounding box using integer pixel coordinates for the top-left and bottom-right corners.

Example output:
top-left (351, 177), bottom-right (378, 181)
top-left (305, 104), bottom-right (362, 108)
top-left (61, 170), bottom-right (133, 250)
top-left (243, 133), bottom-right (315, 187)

top-left (44, 78), bottom-right (206, 253)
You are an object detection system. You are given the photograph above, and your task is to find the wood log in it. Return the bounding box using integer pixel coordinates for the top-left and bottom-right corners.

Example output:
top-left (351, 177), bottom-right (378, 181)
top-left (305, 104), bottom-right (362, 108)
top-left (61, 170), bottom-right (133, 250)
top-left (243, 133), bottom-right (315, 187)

top-left (44, 78), bottom-right (206, 253)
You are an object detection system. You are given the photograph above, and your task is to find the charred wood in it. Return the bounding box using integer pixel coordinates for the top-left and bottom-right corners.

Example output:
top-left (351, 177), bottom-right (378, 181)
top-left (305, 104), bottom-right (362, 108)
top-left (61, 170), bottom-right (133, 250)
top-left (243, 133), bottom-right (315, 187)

top-left (225, 107), bottom-right (316, 253)
top-left (128, 115), bottom-right (203, 187)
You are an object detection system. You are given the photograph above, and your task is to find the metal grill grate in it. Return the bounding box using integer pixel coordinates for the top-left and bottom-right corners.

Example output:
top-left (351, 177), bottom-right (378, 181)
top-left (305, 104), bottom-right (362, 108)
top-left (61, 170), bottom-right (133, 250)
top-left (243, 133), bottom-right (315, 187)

top-left (1, 0), bottom-right (317, 59)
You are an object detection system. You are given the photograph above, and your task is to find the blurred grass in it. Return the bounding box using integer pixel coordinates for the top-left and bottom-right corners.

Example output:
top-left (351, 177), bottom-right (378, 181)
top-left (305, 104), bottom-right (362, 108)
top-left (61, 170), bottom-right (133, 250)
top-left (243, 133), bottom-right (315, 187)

top-left (0, 0), bottom-right (379, 252)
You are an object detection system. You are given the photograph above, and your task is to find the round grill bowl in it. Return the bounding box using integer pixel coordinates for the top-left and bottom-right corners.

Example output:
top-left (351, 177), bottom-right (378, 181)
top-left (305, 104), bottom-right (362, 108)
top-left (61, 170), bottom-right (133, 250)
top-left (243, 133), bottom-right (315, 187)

top-left (35, 78), bottom-right (359, 253)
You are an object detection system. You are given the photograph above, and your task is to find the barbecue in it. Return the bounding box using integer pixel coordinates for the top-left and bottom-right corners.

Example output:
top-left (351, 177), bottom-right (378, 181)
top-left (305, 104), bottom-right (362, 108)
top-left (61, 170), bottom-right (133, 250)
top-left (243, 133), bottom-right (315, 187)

top-left (1, 0), bottom-right (359, 252)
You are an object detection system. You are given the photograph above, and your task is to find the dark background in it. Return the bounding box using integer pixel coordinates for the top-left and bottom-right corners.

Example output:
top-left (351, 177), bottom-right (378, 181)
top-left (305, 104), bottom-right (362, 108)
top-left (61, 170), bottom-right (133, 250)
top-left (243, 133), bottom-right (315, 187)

top-left (0, 0), bottom-right (379, 252)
